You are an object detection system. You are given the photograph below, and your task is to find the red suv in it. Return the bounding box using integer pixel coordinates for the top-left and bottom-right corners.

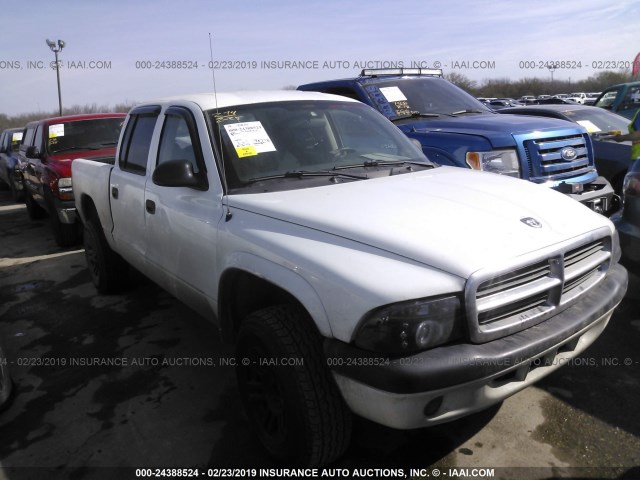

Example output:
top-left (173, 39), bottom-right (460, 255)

top-left (19, 113), bottom-right (126, 246)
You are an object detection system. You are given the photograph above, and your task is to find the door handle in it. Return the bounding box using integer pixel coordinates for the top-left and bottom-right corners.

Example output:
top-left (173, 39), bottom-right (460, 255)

top-left (145, 199), bottom-right (156, 214)
top-left (111, 186), bottom-right (119, 199)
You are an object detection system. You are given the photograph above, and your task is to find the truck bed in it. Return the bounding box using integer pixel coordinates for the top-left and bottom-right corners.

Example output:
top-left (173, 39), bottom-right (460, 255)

top-left (72, 158), bottom-right (115, 234)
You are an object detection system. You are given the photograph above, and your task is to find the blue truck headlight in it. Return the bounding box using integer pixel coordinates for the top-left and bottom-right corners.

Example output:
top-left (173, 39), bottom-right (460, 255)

top-left (354, 295), bottom-right (464, 354)
top-left (466, 149), bottom-right (520, 177)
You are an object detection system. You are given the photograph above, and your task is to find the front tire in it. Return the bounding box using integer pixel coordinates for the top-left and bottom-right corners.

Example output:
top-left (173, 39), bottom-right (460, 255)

top-left (83, 219), bottom-right (129, 294)
top-left (50, 213), bottom-right (80, 247)
top-left (25, 190), bottom-right (46, 220)
top-left (236, 304), bottom-right (352, 466)
top-left (9, 177), bottom-right (24, 203)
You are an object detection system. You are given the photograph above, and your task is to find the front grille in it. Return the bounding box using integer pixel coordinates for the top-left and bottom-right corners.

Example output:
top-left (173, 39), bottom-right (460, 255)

top-left (467, 234), bottom-right (611, 343)
top-left (523, 133), bottom-right (592, 180)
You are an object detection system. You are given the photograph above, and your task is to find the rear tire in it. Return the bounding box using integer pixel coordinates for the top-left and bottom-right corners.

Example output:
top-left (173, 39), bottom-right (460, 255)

top-left (83, 219), bottom-right (129, 294)
top-left (236, 304), bottom-right (352, 466)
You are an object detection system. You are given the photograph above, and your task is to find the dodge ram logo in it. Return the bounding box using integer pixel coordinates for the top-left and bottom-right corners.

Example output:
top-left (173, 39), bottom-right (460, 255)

top-left (560, 146), bottom-right (578, 161)
top-left (520, 217), bottom-right (542, 228)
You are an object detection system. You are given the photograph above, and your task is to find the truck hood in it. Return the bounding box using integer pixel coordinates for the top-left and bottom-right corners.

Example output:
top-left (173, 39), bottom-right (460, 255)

top-left (47, 149), bottom-right (116, 178)
top-left (226, 167), bottom-right (611, 279)
top-left (396, 114), bottom-right (581, 148)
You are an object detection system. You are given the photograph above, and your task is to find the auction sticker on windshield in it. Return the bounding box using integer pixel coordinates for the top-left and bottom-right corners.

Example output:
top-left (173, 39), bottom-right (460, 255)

top-left (49, 124), bottom-right (65, 138)
top-left (379, 86), bottom-right (407, 102)
top-left (576, 120), bottom-right (601, 133)
top-left (223, 121), bottom-right (276, 158)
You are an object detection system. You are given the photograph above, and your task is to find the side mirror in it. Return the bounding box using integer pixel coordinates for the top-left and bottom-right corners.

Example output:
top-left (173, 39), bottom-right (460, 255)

top-left (25, 146), bottom-right (41, 159)
top-left (152, 159), bottom-right (208, 190)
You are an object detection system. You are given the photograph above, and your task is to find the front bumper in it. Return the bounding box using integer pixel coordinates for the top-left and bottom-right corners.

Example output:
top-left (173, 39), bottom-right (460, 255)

top-left (325, 264), bottom-right (627, 429)
top-left (557, 176), bottom-right (618, 216)
top-left (51, 196), bottom-right (77, 224)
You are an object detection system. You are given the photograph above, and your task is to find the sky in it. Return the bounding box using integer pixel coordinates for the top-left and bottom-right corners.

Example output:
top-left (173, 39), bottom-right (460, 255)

top-left (0, 0), bottom-right (639, 117)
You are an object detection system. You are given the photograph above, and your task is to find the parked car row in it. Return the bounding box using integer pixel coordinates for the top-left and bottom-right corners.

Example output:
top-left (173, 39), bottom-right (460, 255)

top-left (1, 73), bottom-right (638, 261)
top-left (511, 93), bottom-right (601, 105)
top-left (1, 114), bottom-right (126, 246)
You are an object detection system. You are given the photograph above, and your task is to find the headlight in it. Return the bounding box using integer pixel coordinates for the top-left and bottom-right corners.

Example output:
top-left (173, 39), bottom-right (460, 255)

top-left (354, 295), bottom-right (464, 354)
top-left (466, 149), bottom-right (520, 177)
top-left (52, 177), bottom-right (73, 200)
top-left (58, 177), bottom-right (72, 189)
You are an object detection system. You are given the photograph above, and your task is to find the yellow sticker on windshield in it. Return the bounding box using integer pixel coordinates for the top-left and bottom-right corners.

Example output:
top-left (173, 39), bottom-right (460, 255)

top-left (576, 120), bottom-right (601, 133)
top-left (235, 146), bottom-right (258, 158)
top-left (224, 121), bottom-right (276, 158)
top-left (49, 124), bottom-right (65, 138)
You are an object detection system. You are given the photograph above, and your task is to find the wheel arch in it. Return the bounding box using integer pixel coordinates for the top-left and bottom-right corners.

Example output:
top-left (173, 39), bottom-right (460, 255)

top-left (218, 257), bottom-right (332, 343)
top-left (78, 193), bottom-right (98, 224)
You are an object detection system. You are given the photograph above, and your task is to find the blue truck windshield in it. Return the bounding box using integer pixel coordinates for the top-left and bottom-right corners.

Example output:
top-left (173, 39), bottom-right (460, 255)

top-left (362, 77), bottom-right (492, 119)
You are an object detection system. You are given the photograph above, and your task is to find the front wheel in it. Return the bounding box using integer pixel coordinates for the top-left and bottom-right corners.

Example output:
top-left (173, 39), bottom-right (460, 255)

top-left (9, 177), bottom-right (24, 203)
top-left (25, 190), bottom-right (46, 220)
top-left (50, 212), bottom-right (80, 247)
top-left (236, 304), bottom-right (352, 466)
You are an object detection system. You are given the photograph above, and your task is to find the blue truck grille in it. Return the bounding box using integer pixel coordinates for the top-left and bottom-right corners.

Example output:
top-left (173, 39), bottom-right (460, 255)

top-left (523, 133), bottom-right (591, 181)
top-left (466, 234), bottom-right (612, 342)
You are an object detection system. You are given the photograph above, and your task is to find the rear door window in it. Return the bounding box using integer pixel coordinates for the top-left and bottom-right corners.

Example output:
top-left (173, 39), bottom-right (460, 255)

top-left (119, 108), bottom-right (160, 175)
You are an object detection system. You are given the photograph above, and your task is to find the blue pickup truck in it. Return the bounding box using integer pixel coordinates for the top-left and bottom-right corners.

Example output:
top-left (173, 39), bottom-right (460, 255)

top-left (299, 68), bottom-right (616, 215)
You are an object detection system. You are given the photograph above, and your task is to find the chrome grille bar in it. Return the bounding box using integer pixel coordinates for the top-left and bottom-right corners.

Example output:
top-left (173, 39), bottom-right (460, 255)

top-left (465, 231), bottom-right (612, 343)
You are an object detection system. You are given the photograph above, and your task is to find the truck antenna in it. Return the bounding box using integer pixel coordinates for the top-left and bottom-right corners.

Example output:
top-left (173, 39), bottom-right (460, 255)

top-left (208, 33), bottom-right (219, 113)
top-left (208, 33), bottom-right (232, 221)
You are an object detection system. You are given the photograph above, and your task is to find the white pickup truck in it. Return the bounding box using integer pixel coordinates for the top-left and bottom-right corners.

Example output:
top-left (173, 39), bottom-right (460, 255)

top-left (72, 90), bottom-right (628, 466)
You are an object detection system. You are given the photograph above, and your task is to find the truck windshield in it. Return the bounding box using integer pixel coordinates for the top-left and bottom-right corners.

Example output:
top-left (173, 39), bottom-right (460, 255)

top-left (594, 90), bottom-right (620, 109)
top-left (207, 100), bottom-right (432, 192)
top-left (561, 108), bottom-right (629, 133)
top-left (361, 77), bottom-right (493, 119)
top-left (47, 117), bottom-right (124, 155)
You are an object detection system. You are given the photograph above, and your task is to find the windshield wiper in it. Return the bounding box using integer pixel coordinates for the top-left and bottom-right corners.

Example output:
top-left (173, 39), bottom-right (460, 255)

top-left (450, 109), bottom-right (486, 116)
top-left (391, 112), bottom-right (440, 122)
top-left (334, 159), bottom-right (436, 169)
top-left (245, 170), bottom-right (368, 184)
top-left (50, 146), bottom-right (102, 154)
